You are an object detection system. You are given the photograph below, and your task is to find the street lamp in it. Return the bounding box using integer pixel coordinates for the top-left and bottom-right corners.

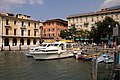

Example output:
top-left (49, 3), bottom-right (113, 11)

top-left (1, 16), bottom-right (4, 51)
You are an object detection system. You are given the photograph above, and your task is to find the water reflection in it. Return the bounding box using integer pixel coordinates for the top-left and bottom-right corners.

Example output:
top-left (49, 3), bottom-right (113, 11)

top-left (0, 51), bottom-right (113, 80)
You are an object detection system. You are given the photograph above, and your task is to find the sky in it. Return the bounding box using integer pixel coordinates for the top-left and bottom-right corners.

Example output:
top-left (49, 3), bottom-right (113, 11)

top-left (0, 0), bottom-right (120, 21)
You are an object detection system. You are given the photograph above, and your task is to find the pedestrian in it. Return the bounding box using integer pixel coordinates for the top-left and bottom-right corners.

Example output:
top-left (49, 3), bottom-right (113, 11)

top-left (108, 42), bottom-right (110, 48)
top-left (102, 41), bottom-right (104, 48)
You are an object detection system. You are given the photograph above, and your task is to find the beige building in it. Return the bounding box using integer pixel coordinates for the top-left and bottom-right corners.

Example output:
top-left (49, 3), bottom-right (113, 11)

top-left (67, 8), bottom-right (120, 31)
top-left (0, 13), bottom-right (42, 50)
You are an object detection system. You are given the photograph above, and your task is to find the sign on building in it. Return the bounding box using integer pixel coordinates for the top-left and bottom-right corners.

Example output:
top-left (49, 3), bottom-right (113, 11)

top-left (113, 26), bottom-right (119, 37)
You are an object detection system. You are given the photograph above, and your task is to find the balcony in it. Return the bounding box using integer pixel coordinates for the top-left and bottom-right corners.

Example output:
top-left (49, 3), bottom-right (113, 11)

top-left (20, 25), bottom-right (26, 29)
top-left (34, 27), bottom-right (39, 31)
top-left (5, 24), bottom-right (11, 28)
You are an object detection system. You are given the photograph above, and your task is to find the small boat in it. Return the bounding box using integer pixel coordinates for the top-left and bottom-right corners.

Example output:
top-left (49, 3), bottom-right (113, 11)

top-left (25, 42), bottom-right (53, 57)
top-left (96, 53), bottom-right (113, 63)
top-left (84, 53), bottom-right (100, 61)
top-left (104, 57), bottom-right (114, 63)
top-left (97, 54), bottom-right (107, 63)
top-left (75, 51), bottom-right (100, 61)
top-left (31, 41), bottom-right (75, 60)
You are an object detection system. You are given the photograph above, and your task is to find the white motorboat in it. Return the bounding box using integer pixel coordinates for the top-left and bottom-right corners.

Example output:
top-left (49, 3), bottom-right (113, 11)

top-left (97, 54), bottom-right (108, 63)
top-left (25, 42), bottom-right (53, 57)
top-left (97, 53), bottom-right (114, 63)
top-left (31, 41), bottom-right (75, 60)
top-left (104, 57), bottom-right (114, 63)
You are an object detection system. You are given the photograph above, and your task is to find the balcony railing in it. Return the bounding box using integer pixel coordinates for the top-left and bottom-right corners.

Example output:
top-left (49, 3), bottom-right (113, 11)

top-left (5, 24), bottom-right (11, 28)
top-left (34, 27), bottom-right (39, 31)
top-left (20, 25), bottom-right (26, 29)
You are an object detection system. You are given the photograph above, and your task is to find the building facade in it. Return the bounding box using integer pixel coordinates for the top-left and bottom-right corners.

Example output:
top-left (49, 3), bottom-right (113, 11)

top-left (42, 19), bottom-right (68, 41)
top-left (0, 13), bottom-right (42, 49)
top-left (67, 8), bottom-right (120, 31)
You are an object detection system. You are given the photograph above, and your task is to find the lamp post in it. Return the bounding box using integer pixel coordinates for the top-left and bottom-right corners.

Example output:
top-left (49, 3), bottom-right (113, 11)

top-left (1, 16), bottom-right (4, 51)
top-left (108, 25), bottom-right (111, 48)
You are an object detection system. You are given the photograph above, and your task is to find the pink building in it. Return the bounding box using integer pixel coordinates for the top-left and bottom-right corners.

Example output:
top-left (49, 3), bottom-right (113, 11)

top-left (42, 19), bottom-right (68, 41)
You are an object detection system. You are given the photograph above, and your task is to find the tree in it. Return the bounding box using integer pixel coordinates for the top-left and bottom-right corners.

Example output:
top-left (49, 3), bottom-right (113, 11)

top-left (60, 25), bottom-right (77, 39)
top-left (69, 25), bottom-right (76, 36)
top-left (60, 30), bottom-right (69, 39)
top-left (89, 16), bottom-right (120, 43)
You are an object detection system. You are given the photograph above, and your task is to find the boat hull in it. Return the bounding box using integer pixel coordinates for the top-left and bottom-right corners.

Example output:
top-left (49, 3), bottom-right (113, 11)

top-left (31, 52), bottom-right (74, 60)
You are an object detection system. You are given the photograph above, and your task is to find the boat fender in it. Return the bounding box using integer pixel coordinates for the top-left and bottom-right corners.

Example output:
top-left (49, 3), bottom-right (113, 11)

top-left (58, 50), bottom-right (61, 55)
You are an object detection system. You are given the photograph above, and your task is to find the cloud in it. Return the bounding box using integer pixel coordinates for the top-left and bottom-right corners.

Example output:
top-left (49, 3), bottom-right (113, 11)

top-left (0, 0), bottom-right (43, 12)
top-left (100, 0), bottom-right (120, 9)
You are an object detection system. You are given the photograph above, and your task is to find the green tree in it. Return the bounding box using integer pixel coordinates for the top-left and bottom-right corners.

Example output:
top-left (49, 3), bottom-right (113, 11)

top-left (89, 16), bottom-right (119, 43)
top-left (60, 30), bottom-right (68, 39)
top-left (69, 25), bottom-right (76, 36)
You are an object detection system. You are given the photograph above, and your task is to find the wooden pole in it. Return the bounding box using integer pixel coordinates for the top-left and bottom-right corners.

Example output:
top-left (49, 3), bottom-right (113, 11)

top-left (92, 58), bottom-right (97, 80)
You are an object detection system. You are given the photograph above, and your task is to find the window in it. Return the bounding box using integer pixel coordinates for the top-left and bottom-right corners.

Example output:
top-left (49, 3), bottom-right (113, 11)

top-left (28, 30), bottom-right (30, 36)
top-left (28, 22), bottom-right (30, 26)
top-left (80, 18), bottom-right (82, 23)
top-left (21, 30), bottom-right (24, 36)
top-left (97, 17), bottom-right (99, 21)
top-left (14, 29), bottom-right (16, 35)
top-left (52, 28), bottom-right (55, 31)
top-left (48, 29), bottom-right (50, 32)
top-left (111, 15), bottom-right (113, 18)
top-left (33, 39), bottom-right (36, 44)
top-left (52, 34), bottom-right (54, 37)
top-left (6, 28), bottom-right (9, 35)
top-left (44, 29), bottom-right (46, 33)
top-left (48, 34), bottom-right (50, 37)
top-left (34, 23), bottom-right (36, 28)
top-left (34, 31), bottom-right (36, 36)
top-left (20, 38), bottom-right (24, 45)
top-left (86, 18), bottom-right (88, 22)
top-left (44, 34), bottom-right (46, 36)
top-left (52, 23), bottom-right (54, 25)
top-left (14, 20), bottom-right (17, 25)
top-left (76, 18), bottom-right (78, 23)
top-left (101, 16), bottom-right (104, 19)
top-left (91, 17), bottom-right (94, 22)
top-left (22, 21), bottom-right (24, 27)
top-left (116, 14), bottom-right (118, 20)
top-left (27, 39), bottom-right (30, 45)
top-left (6, 19), bottom-right (9, 25)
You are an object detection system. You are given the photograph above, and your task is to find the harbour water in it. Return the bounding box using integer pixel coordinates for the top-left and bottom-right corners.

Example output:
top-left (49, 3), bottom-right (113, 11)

top-left (0, 51), bottom-right (113, 80)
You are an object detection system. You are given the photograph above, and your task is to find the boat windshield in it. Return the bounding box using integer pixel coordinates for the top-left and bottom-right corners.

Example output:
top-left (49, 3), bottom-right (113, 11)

top-left (54, 44), bottom-right (59, 46)
top-left (42, 44), bottom-right (47, 47)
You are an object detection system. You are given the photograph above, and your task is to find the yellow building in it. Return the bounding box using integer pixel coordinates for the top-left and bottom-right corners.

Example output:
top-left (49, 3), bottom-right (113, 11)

top-left (0, 13), bottom-right (42, 49)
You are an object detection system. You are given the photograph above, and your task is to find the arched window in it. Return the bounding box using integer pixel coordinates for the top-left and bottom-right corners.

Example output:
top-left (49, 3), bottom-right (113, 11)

top-left (20, 38), bottom-right (24, 45)
top-left (4, 38), bottom-right (9, 46)
top-left (13, 38), bottom-right (17, 46)
top-left (27, 39), bottom-right (30, 45)
top-left (33, 38), bottom-right (36, 44)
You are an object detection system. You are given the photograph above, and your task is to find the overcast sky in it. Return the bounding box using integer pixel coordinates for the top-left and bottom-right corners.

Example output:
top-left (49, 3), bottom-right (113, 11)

top-left (0, 0), bottom-right (119, 21)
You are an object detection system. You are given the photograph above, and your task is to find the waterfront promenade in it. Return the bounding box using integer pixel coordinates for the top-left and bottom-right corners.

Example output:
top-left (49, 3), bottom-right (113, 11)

top-left (0, 45), bottom-right (37, 51)
top-left (0, 44), bottom-right (117, 53)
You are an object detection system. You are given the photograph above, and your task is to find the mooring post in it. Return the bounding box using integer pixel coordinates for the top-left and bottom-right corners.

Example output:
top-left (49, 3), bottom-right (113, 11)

top-left (1, 44), bottom-right (4, 51)
top-left (92, 58), bottom-right (97, 80)
top-left (19, 44), bottom-right (21, 51)
top-left (9, 45), bottom-right (11, 51)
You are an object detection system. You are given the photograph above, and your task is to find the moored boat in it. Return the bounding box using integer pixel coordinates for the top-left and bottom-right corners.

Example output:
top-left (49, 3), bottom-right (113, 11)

top-left (31, 41), bottom-right (76, 60)
top-left (104, 57), bottom-right (114, 63)
top-left (25, 42), bottom-right (53, 57)
top-left (97, 53), bottom-right (114, 63)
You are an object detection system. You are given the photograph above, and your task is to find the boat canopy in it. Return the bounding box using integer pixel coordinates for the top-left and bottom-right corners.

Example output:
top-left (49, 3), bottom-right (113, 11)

top-left (59, 40), bottom-right (73, 43)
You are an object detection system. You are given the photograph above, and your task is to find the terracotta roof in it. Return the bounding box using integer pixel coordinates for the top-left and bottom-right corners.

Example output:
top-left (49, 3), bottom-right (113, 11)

top-left (67, 8), bottom-right (120, 19)
top-left (43, 19), bottom-right (68, 24)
